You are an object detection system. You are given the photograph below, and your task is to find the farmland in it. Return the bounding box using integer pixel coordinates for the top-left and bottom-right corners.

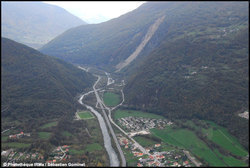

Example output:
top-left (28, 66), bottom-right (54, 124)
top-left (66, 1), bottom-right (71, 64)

top-left (182, 120), bottom-right (248, 157)
top-left (69, 149), bottom-right (85, 155)
top-left (2, 142), bottom-right (31, 148)
top-left (62, 131), bottom-right (73, 137)
top-left (133, 135), bottom-right (159, 147)
top-left (204, 121), bottom-right (248, 157)
top-left (103, 92), bottom-right (121, 107)
top-left (38, 132), bottom-right (51, 139)
top-left (85, 143), bottom-right (103, 152)
top-left (150, 127), bottom-right (227, 166)
top-left (40, 121), bottom-right (58, 129)
top-left (77, 111), bottom-right (94, 119)
top-left (150, 120), bottom-right (248, 167)
top-left (213, 149), bottom-right (246, 166)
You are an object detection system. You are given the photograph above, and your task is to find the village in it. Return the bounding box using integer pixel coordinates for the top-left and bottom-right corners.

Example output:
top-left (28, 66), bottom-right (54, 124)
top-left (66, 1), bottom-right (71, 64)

top-left (8, 132), bottom-right (31, 139)
top-left (117, 134), bottom-right (193, 167)
top-left (1, 149), bottom-right (44, 163)
top-left (1, 145), bottom-right (72, 164)
top-left (1, 131), bottom-right (45, 163)
top-left (2, 116), bottom-right (197, 167)
top-left (115, 116), bottom-right (195, 167)
top-left (46, 145), bottom-right (71, 163)
top-left (117, 117), bottom-right (173, 133)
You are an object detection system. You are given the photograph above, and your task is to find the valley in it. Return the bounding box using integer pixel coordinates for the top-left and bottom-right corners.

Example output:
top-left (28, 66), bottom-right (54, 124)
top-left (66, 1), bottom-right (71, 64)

top-left (68, 66), bottom-right (249, 166)
top-left (1, 64), bottom-right (248, 167)
top-left (1, 1), bottom-right (249, 167)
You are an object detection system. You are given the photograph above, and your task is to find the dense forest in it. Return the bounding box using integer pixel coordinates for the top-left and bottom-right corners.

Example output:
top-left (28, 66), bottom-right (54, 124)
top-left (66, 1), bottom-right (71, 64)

top-left (2, 2), bottom-right (248, 165)
top-left (1, 37), bottom-right (95, 121)
top-left (39, 2), bottom-right (249, 150)
top-left (124, 27), bottom-right (249, 149)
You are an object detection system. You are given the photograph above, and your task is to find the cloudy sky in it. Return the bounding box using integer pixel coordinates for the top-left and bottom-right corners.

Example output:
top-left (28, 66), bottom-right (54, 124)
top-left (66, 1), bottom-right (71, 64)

top-left (43, 1), bottom-right (145, 24)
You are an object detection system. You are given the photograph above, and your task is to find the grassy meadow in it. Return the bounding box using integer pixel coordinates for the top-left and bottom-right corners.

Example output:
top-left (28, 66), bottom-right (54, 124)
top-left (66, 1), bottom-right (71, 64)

top-left (78, 111), bottom-right (94, 119)
top-left (103, 92), bottom-right (121, 107)
top-left (40, 121), bottom-right (58, 129)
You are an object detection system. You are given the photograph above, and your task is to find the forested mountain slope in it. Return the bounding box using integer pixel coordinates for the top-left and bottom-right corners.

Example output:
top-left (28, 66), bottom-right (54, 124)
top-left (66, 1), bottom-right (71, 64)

top-left (40, 2), bottom-right (248, 72)
top-left (1, 38), bottom-right (95, 121)
top-left (1, 2), bottom-right (86, 49)
top-left (124, 26), bottom-right (249, 149)
top-left (39, 1), bottom-right (248, 150)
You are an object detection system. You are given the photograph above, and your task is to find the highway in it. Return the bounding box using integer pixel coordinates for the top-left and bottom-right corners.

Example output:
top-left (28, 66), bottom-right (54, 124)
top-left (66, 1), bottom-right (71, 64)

top-left (92, 75), bottom-right (126, 167)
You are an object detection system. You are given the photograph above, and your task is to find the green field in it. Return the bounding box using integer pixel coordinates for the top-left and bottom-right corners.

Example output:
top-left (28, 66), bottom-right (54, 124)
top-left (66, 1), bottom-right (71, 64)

top-left (123, 148), bottom-right (138, 167)
top-left (182, 120), bottom-right (248, 157)
top-left (38, 132), bottom-right (51, 139)
top-left (114, 110), bottom-right (164, 120)
top-left (78, 111), bottom-right (94, 119)
top-left (62, 131), bottom-right (73, 137)
top-left (69, 149), bottom-right (85, 155)
top-left (103, 92), bottom-right (120, 107)
top-left (214, 149), bottom-right (247, 167)
top-left (1, 136), bottom-right (8, 142)
top-left (85, 143), bottom-right (103, 152)
top-left (40, 121), bottom-right (58, 129)
top-left (191, 120), bottom-right (249, 157)
top-left (205, 121), bottom-right (248, 157)
top-left (151, 127), bottom-right (227, 166)
top-left (134, 135), bottom-right (159, 147)
top-left (2, 142), bottom-right (31, 148)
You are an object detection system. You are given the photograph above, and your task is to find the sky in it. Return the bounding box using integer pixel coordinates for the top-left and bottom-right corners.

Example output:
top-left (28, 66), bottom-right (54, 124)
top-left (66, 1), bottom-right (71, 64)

top-left (43, 1), bottom-right (145, 24)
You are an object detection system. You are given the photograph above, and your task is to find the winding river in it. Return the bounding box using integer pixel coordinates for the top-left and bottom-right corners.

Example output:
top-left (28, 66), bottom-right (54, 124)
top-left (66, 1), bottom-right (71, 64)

top-left (78, 84), bottom-right (120, 166)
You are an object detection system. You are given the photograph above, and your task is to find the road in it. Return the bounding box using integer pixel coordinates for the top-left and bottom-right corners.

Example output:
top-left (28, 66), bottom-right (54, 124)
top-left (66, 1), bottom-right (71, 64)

top-left (92, 75), bottom-right (126, 167)
top-left (100, 88), bottom-right (149, 155)
top-left (183, 150), bottom-right (202, 167)
top-left (78, 66), bottom-right (148, 166)
top-left (78, 88), bottom-right (120, 166)
top-left (101, 72), bottom-right (149, 155)
top-left (1, 127), bottom-right (15, 134)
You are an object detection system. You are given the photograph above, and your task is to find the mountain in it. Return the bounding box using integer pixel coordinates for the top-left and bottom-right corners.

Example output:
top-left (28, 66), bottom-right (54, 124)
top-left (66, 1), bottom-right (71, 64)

top-left (39, 1), bottom-right (168, 69)
top-left (40, 2), bottom-right (248, 72)
top-left (1, 37), bottom-right (95, 121)
top-left (124, 25), bottom-right (249, 149)
top-left (84, 14), bottom-right (111, 24)
top-left (1, 2), bottom-right (86, 49)
top-left (40, 2), bottom-right (248, 149)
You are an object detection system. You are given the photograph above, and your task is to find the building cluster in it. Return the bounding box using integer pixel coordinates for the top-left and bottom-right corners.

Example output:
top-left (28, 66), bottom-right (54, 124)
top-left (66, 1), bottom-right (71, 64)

top-left (8, 132), bottom-right (31, 139)
top-left (118, 117), bottom-right (172, 132)
top-left (117, 134), bottom-right (192, 167)
top-left (1, 149), bottom-right (44, 161)
top-left (47, 145), bottom-right (71, 163)
top-left (1, 145), bottom-right (72, 163)
top-left (238, 111), bottom-right (249, 120)
top-left (184, 66), bottom-right (209, 79)
top-left (138, 147), bottom-right (192, 167)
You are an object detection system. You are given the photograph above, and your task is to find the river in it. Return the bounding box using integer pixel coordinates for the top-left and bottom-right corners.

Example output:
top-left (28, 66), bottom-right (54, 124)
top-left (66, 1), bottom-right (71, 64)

top-left (78, 82), bottom-right (120, 166)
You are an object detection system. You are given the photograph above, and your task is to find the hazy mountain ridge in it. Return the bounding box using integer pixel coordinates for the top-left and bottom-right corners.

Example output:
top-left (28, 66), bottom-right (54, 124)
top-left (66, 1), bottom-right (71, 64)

top-left (1, 38), bottom-right (95, 120)
top-left (40, 2), bottom-right (174, 68)
top-left (1, 2), bottom-right (86, 49)
top-left (40, 2), bottom-right (248, 72)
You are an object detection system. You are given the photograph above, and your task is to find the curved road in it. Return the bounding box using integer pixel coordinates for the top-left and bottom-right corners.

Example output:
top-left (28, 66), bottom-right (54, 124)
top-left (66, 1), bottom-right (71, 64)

top-left (93, 75), bottom-right (126, 167)
top-left (78, 79), bottom-right (120, 166)
top-left (100, 87), bottom-right (149, 155)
